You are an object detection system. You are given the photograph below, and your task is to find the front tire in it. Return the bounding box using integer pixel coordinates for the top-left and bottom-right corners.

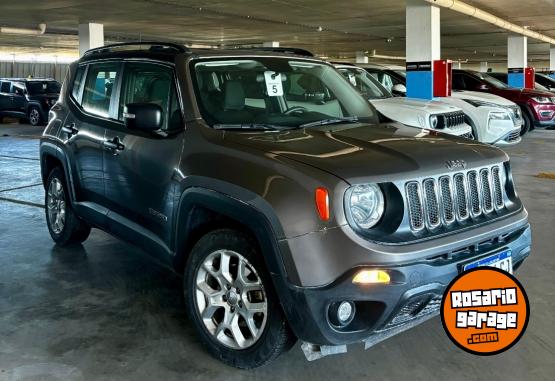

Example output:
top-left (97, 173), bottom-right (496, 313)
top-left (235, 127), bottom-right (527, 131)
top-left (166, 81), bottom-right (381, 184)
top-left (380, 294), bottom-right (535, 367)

top-left (184, 229), bottom-right (295, 369)
top-left (45, 167), bottom-right (91, 245)
top-left (28, 106), bottom-right (42, 126)
top-left (520, 109), bottom-right (532, 135)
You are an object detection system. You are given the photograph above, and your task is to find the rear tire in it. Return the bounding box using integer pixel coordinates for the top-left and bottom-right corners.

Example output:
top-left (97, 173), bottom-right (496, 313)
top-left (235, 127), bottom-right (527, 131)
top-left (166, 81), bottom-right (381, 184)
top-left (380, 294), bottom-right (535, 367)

top-left (28, 106), bottom-right (42, 126)
top-left (184, 229), bottom-right (296, 369)
top-left (45, 167), bottom-right (91, 245)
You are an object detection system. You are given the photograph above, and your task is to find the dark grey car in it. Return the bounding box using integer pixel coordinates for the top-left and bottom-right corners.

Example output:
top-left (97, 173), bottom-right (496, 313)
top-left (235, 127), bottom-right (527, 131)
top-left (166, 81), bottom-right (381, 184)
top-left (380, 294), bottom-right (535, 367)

top-left (39, 42), bottom-right (531, 368)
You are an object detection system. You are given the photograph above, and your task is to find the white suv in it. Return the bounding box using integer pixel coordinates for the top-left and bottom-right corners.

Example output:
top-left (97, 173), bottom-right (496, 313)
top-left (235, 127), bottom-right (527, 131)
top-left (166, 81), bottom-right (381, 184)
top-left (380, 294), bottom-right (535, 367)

top-left (334, 64), bottom-right (473, 138)
top-left (360, 63), bottom-right (522, 146)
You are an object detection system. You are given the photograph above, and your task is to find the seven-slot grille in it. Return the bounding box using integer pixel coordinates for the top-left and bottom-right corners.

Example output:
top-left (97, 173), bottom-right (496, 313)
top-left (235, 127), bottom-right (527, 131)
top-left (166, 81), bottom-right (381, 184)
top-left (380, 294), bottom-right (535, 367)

top-left (438, 111), bottom-right (466, 129)
top-left (405, 165), bottom-right (505, 232)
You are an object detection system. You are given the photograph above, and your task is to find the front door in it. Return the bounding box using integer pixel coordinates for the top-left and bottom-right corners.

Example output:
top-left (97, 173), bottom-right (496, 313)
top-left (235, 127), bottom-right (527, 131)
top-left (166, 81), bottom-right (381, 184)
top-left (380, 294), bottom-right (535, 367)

top-left (103, 61), bottom-right (184, 250)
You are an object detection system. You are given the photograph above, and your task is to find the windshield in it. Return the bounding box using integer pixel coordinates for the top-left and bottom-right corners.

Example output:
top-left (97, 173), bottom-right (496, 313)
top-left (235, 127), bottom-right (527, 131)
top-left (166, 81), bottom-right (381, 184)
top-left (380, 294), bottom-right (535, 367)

top-left (475, 72), bottom-right (508, 89)
top-left (337, 67), bottom-right (391, 99)
top-left (191, 58), bottom-right (378, 129)
top-left (26, 81), bottom-right (61, 95)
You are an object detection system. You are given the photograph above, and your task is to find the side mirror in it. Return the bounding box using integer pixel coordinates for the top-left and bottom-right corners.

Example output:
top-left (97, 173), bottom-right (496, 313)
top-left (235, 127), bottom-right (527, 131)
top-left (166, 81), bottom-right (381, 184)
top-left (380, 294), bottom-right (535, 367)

top-left (123, 103), bottom-right (163, 131)
top-left (391, 84), bottom-right (407, 97)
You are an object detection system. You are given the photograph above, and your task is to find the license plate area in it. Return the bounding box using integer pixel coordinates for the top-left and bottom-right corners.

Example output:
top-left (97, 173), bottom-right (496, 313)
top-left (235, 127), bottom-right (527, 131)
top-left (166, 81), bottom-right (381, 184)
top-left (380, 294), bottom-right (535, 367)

top-left (463, 249), bottom-right (512, 274)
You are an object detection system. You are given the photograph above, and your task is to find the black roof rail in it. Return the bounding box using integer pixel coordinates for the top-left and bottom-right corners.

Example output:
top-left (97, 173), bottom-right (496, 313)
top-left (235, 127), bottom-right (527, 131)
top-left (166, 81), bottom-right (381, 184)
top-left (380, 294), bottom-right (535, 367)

top-left (239, 47), bottom-right (314, 57)
top-left (83, 41), bottom-right (189, 56)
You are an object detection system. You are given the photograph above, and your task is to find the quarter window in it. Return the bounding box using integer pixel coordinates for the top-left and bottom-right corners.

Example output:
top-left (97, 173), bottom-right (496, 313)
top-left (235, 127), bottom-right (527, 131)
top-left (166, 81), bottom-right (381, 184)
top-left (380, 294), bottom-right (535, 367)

top-left (0, 81), bottom-right (10, 93)
top-left (81, 63), bottom-right (120, 118)
top-left (71, 66), bottom-right (86, 101)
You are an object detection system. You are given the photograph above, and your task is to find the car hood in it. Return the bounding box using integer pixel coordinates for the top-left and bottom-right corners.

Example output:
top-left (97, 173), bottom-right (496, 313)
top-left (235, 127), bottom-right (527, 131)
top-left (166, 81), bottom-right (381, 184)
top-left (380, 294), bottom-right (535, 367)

top-left (227, 123), bottom-right (507, 184)
top-left (369, 97), bottom-right (462, 128)
top-left (497, 87), bottom-right (554, 99)
top-left (450, 90), bottom-right (516, 107)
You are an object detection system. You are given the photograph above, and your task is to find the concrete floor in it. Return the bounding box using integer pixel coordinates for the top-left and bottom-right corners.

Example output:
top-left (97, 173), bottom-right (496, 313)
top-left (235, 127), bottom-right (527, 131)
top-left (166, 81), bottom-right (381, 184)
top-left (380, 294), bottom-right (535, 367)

top-left (0, 123), bottom-right (554, 381)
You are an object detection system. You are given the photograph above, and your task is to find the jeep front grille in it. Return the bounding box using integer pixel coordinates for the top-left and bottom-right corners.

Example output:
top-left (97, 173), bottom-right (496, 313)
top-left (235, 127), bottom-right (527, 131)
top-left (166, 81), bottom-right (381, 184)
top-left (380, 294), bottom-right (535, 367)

top-left (405, 165), bottom-right (505, 232)
top-left (438, 111), bottom-right (466, 129)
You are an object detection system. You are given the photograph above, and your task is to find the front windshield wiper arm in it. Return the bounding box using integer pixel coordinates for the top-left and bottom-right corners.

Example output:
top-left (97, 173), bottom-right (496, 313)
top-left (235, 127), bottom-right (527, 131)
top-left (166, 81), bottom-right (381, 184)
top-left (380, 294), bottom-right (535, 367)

top-left (300, 116), bottom-right (359, 128)
top-left (213, 123), bottom-right (292, 131)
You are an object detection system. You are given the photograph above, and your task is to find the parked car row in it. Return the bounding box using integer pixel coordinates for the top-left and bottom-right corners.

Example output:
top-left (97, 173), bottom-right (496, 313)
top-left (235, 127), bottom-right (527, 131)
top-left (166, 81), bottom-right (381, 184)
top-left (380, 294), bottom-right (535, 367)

top-left (39, 42), bottom-right (531, 368)
top-left (0, 78), bottom-right (61, 126)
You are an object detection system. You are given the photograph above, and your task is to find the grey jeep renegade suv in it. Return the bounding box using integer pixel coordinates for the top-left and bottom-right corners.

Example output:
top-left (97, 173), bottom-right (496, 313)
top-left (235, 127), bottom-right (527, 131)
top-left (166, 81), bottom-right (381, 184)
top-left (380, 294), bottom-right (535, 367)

top-left (40, 42), bottom-right (531, 368)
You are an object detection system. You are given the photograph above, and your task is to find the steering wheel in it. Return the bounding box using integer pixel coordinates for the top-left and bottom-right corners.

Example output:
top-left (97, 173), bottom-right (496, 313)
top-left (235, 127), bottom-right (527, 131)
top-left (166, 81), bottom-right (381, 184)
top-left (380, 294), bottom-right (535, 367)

top-left (284, 106), bottom-right (309, 115)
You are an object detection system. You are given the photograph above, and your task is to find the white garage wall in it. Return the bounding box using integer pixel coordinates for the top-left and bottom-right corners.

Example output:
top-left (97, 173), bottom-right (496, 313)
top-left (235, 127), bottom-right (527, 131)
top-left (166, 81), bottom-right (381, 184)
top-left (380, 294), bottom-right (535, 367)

top-left (0, 61), bottom-right (70, 82)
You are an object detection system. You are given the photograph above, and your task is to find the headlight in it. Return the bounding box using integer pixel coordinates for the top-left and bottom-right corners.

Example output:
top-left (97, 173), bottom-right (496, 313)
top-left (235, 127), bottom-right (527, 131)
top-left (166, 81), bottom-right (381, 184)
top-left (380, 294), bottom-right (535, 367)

top-left (488, 111), bottom-right (511, 120)
top-left (532, 96), bottom-right (552, 104)
top-left (346, 184), bottom-right (384, 229)
top-left (429, 115), bottom-right (439, 129)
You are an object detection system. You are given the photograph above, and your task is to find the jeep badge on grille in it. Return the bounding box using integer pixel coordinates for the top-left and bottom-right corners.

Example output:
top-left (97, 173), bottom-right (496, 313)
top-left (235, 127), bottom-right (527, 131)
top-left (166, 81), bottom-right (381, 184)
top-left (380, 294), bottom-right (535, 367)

top-left (445, 160), bottom-right (467, 170)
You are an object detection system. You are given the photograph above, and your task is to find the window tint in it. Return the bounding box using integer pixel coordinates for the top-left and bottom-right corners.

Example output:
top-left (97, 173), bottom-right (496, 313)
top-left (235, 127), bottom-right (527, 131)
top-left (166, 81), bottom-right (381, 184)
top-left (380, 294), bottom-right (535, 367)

top-left (0, 81), bottom-right (10, 93)
top-left (463, 74), bottom-right (482, 90)
top-left (82, 63), bottom-right (120, 118)
top-left (71, 66), bottom-right (86, 101)
top-left (119, 62), bottom-right (180, 130)
top-left (452, 73), bottom-right (466, 90)
top-left (12, 82), bottom-right (25, 96)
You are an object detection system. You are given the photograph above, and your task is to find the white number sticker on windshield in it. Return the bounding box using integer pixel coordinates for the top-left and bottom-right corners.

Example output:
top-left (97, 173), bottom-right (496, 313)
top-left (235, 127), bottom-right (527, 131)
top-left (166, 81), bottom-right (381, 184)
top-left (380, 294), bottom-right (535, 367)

top-left (264, 71), bottom-right (284, 97)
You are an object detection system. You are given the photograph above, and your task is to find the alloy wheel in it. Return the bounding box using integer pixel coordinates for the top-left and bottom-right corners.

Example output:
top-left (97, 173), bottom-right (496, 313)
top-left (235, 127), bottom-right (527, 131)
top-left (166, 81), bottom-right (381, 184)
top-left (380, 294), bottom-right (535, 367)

top-left (29, 109), bottom-right (40, 125)
top-left (46, 178), bottom-right (66, 234)
top-left (195, 249), bottom-right (268, 350)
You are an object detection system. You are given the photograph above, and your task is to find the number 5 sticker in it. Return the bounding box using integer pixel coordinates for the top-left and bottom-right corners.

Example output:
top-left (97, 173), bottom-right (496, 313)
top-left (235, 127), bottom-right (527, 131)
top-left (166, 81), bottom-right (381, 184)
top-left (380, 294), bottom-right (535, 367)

top-left (264, 71), bottom-right (284, 96)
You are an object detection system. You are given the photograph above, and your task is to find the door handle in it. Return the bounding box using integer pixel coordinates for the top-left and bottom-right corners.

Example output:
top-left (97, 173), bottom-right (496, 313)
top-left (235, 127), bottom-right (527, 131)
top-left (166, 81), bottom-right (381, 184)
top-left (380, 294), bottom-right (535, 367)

top-left (102, 136), bottom-right (125, 155)
top-left (61, 123), bottom-right (79, 137)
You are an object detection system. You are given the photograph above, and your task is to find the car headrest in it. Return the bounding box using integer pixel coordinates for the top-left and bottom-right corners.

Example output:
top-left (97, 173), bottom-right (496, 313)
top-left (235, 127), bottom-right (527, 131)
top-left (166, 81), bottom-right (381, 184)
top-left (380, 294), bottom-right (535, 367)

top-left (224, 81), bottom-right (245, 111)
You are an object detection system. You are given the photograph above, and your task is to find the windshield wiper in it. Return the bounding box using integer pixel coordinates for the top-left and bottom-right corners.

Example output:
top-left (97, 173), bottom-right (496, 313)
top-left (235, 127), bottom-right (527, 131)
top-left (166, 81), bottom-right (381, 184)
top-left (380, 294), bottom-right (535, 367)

top-left (300, 116), bottom-right (359, 128)
top-left (213, 123), bottom-right (291, 131)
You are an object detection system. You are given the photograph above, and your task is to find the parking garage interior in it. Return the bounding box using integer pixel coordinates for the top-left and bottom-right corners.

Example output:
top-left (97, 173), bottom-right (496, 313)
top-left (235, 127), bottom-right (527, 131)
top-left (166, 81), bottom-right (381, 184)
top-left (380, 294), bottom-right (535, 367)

top-left (1, 1), bottom-right (555, 380)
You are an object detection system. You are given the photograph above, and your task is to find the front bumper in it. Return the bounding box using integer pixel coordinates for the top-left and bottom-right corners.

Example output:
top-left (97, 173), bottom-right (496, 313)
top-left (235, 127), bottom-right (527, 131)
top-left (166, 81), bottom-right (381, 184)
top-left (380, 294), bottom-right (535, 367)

top-left (276, 220), bottom-right (531, 350)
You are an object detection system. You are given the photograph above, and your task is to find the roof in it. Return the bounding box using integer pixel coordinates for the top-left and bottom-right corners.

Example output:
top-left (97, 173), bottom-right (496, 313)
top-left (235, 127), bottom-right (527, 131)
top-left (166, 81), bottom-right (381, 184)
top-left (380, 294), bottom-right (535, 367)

top-left (78, 41), bottom-right (323, 64)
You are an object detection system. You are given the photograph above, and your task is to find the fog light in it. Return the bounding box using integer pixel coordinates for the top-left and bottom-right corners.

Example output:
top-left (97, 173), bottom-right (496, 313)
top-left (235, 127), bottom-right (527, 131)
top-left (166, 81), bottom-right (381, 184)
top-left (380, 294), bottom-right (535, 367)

top-left (329, 301), bottom-right (356, 327)
top-left (353, 269), bottom-right (390, 284)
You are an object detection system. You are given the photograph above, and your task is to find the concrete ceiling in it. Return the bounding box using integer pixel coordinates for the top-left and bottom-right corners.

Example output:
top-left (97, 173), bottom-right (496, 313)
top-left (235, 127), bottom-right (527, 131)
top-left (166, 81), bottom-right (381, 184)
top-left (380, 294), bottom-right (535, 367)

top-left (0, 0), bottom-right (553, 67)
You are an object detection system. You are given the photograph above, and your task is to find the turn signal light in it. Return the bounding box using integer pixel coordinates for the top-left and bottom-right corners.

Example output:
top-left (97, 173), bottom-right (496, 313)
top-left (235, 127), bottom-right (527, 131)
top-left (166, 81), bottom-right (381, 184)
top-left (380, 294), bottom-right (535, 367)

top-left (352, 270), bottom-right (390, 284)
top-left (314, 187), bottom-right (330, 221)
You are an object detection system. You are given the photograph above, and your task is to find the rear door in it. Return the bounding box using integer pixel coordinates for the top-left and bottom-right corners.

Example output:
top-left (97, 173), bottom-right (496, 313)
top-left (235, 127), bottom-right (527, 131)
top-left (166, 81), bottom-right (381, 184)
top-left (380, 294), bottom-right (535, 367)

top-left (62, 61), bottom-right (122, 207)
top-left (103, 61), bottom-right (184, 250)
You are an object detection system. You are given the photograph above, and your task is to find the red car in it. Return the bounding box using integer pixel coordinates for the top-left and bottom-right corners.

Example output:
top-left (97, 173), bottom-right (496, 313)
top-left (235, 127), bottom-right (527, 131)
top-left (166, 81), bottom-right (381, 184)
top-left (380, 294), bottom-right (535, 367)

top-left (452, 69), bottom-right (555, 134)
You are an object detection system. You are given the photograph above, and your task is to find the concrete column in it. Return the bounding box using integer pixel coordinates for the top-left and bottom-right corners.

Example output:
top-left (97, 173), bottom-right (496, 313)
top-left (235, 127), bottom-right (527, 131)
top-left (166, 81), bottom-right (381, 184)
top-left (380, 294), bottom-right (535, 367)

top-left (405, 0), bottom-right (440, 100)
top-left (262, 41), bottom-right (280, 48)
top-left (507, 35), bottom-right (527, 88)
top-left (550, 46), bottom-right (555, 78)
top-left (78, 23), bottom-right (104, 57)
top-left (480, 62), bottom-right (488, 72)
top-left (355, 51), bottom-right (368, 64)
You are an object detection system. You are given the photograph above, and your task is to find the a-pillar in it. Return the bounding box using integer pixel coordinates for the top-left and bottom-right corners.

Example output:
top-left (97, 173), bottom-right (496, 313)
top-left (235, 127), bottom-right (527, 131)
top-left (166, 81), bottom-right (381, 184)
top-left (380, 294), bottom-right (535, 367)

top-left (78, 23), bottom-right (104, 57)
top-left (405, 0), bottom-right (441, 100)
top-left (507, 35), bottom-right (527, 88)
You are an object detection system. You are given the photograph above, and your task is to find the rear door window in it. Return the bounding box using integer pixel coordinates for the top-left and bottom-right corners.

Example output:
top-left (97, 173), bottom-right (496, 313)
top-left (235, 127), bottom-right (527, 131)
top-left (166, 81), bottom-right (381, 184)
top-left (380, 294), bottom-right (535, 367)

top-left (81, 62), bottom-right (121, 118)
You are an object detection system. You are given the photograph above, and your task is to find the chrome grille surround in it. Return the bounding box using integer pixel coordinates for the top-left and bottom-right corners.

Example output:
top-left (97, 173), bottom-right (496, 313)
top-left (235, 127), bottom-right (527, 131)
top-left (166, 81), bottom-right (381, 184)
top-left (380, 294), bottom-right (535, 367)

top-left (405, 164), bottom-right (506, 232)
